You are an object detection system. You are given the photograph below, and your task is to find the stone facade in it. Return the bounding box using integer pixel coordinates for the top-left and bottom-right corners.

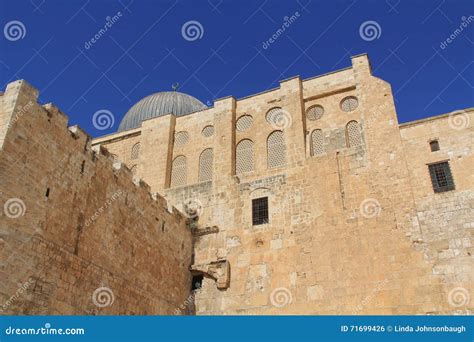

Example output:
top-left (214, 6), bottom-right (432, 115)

top-left (1, 54), bottom-right (473, 315)
top-left (0, 80), bottom-right (193, 315)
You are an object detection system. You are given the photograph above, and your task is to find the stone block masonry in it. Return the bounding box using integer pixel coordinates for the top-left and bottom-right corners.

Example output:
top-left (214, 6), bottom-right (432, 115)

top-left (0, 80), bottom-right (193, 315)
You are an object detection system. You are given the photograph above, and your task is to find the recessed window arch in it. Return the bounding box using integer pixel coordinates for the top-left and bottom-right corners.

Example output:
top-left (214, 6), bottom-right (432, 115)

top-left (170, 155), bottom-right (187, 187)
top-left (346, 120), bottom-right (362, 147)
top-left (202, 125), bottom-right (214, 137)
top-left (130, 164), bottom-right (137, 175)
top-left (131, 142), bottom-right (140, 159)
top-left (198, 148), bottom-right (213, 182)
top-left (236, 139), bottom-right (254, 174)
top-left (267, 130), bottom-right (286, 168)
top-left (311, 129), bottom-right (325, 156)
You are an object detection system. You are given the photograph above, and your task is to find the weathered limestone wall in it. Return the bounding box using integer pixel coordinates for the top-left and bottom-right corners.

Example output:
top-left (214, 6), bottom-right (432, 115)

top-left (400, 110), bottom-right (474, 307)
top-left (0, 80), bottom-right (193, 315)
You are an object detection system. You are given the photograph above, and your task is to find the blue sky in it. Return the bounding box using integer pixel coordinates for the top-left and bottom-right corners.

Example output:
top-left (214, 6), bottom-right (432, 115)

top-left (1, 0), bottom-right (473, 137)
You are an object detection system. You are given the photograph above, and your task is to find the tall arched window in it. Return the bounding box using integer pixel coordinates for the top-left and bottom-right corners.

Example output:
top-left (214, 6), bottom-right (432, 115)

top-left (311, 129), bottom-right (324, 156)
top-left (199, 148), bottom-right (213, 182)
top-left (346, 121), bottom-right (361, 147)
top-left (131, 143), bottom-right (140, 159)
top-left (130, 164), bottom-right (137, 175)
top-left (236, 139), bottom-right (254, 174)
top-left (267, 130), bottom-right (286, 168)
top-left (171, 155), bottom-right (187, 187)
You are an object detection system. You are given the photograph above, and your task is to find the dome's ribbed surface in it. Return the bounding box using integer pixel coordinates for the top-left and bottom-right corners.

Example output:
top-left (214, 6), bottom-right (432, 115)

top-left (118, 91), bottom-right (207, 132)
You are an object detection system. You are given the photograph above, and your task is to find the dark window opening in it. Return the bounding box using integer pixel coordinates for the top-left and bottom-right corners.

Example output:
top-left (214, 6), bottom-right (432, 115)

top-left (428, 162), bottom-right (455, 193)
top-left (192, 274), bottom-right (203, 291)
top-left (80, 160), bottom-right (85, 174)
top-left (430, 140), bottom-right (440, 152)
top-left (252, 197), bottom-right (269, 225)
top-left (45, 188), bottom-right (50, 198)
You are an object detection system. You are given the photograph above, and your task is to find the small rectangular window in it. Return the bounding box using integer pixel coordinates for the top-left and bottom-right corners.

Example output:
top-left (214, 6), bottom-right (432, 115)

top-left (430, 140), bottom-right (440, 152)
top-left (428, 162), bottom-right (455, 193)
top-left (252, 197), bottom-right (269, 225)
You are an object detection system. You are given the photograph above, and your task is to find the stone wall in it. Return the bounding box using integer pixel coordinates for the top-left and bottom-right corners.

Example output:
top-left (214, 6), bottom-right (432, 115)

top-left (0, 80), bottom-right (193, 315)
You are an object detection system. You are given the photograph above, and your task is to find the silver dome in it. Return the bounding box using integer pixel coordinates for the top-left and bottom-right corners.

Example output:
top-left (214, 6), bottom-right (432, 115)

top-left (118, 91), bottom-right (207, 132)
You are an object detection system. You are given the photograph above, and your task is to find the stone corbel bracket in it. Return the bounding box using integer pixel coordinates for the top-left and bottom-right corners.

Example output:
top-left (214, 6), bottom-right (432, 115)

top-left (192, 225), bottom-right (219, 237)
top-left (190, 260), bottom-right (230, 290)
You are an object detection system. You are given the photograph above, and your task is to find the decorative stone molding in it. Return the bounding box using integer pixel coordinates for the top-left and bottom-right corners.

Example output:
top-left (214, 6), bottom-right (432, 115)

top-left (192, 225), bottom-right (219, 236)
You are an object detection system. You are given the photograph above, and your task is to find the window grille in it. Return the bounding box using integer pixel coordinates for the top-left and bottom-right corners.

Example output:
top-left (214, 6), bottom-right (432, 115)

top-left (236, 139), bottom-right (254, 174)
top-left (311, 129), bottom-right (325, 155)
top-left (346, 121), bottom-right (361, 147)
top-left (131, 143), bottom-right (140, 159)
top-left (174, 131), bottom-right (189, 147)
top-left (306, 105), bottom-right (324, 121)
top-left (198, 148), bottom-right (213, 182)
top-left (236, 115), bottom-right (253, 131)
top-left (267, 131), bottom-right (286, 168)
top-left (266, 107), bottom-right (284, 126)
top-left (340, 96), bottom-right (359, 112)
top-left (252, 197), bottom-right (269, 225)
top-left (202, 125), bottom-right (214, 137)
top-left (428, 162), bottom-right (455, 193)
top-left (171, 155), bottom-right (187, 187)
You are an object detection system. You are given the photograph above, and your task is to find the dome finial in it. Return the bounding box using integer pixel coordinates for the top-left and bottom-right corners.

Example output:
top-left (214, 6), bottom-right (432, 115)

top-left (172, 82), bottom-right (180, 91)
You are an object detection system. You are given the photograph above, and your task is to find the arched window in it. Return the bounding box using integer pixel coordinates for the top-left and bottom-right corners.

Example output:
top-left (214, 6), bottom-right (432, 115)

top-left (346, 121), bottom-right (361, 147)
top-left (236, 139), bottom-right (254, 174)
top-left (430, 140), bottom-right (440, 152)
top-left (170, 155), bottom-right (187, 187)
top-left (130, 164), bottom-right (137, 175)
top-left (311, 129), bottom-right (324, 156)
top-left (131, 142), bottom-right (140, 159)
top-left (199, 148), bottom-right (213, 182)
top-left (267, 130), bottom-right (286, 168)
